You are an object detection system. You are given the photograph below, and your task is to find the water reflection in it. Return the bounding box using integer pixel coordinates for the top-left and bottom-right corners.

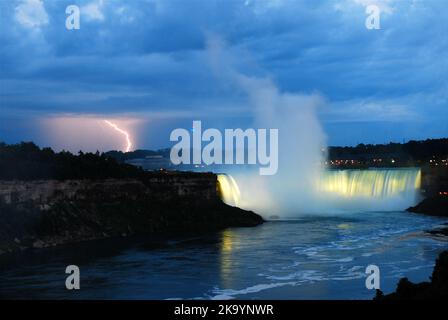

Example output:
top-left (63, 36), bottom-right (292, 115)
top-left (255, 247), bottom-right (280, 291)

top-left (219, 229), bottom-right (236, 289)
top-left (0, 212), bottom-right (446, 299)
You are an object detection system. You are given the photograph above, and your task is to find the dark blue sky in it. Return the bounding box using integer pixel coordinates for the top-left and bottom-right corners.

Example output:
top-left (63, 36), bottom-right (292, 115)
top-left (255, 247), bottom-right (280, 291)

top-left (0, 0), bottom-right (447, 152)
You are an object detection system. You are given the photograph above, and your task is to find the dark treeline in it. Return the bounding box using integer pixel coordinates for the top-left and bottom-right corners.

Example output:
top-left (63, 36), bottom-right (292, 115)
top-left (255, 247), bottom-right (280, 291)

top-left (1, 138), bottom-right (447, 180)
top-left (105, 148), bottom-right (171, 162)
top-left (107, 139), bottom-right (448, 163)
top-left (0, 142), bottom-right (145, 180)
top-left (329, 138), bottom-right (448, 160)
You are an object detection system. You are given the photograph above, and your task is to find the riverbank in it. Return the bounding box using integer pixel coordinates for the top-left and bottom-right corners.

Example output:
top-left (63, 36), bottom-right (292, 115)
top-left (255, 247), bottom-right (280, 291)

top-left (0, 174), bottom-right (263, 255)
top-left (407, 195), bottom-right (448, 217)
top-left (375, 250), bottom-right (448, 300)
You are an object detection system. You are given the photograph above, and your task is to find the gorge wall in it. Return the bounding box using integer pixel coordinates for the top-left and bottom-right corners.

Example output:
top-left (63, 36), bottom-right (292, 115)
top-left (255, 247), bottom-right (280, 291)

top-left (0, 172), bottom-right (263, 254)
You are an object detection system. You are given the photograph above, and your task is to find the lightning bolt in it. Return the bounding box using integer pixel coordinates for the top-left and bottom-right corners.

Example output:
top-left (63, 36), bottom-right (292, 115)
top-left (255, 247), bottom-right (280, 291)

top-left (104, 120), bottom-right (133, 152)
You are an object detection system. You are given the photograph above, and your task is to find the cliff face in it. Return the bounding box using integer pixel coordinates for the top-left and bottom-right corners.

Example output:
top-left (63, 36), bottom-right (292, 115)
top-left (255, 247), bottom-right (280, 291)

top-left (0, 174), bottom-right (217, 205)
top-left (0, 173), bottom-right (263, 254)
top-left (406, 167), bottom-right (448, 216)
top-left (421, 166), bottom-right (448, 196)
top-left (407, 195), bottom-right (448, 216)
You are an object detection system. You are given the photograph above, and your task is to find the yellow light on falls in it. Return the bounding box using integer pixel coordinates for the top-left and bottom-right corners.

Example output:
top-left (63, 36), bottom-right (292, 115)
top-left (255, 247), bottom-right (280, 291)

top-left (316, 168), bottom-right (421, 198)
top-left (217, 174), bottom-right (241, 207)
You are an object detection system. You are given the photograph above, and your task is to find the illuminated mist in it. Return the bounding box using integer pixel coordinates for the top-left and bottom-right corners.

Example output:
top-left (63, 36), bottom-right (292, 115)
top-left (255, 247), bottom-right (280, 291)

top-left (209, 37), bottom-right (421, 217)
top-left (208, 35), bottom-right (327, 217)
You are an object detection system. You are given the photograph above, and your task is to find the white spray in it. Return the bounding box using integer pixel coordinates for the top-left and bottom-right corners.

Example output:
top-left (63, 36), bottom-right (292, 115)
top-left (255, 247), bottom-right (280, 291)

top-left (208, 36), bottom-right (327, 217)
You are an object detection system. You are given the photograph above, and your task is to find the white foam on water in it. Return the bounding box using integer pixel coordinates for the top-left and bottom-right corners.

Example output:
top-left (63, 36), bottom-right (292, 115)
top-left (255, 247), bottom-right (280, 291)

top-left (211, 282), bottom-right (297, 299)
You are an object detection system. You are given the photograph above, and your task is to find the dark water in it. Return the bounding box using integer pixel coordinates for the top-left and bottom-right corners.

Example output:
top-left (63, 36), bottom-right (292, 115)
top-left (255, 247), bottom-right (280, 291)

top-left (1, 211), bottom-right (447, 300)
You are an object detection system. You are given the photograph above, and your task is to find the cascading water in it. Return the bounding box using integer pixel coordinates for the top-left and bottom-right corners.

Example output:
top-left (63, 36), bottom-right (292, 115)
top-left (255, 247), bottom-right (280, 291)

top-left (316, 168), bottom-right (421, 199)
top-left (218, 168), bottom-right (422, 214)
top-left (313, 168), bottom-right (422, 212)
top-left (217, 174), bottom-right (241, 207)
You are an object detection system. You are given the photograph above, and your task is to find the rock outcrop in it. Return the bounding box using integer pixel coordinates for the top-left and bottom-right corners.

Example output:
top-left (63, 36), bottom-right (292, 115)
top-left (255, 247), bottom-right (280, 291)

top-left (375, 250), bottom-right (448, 300)
top-left (0, 172), bottom-right (263, 254)
top-left (407, 195), bottom-right (448, 217)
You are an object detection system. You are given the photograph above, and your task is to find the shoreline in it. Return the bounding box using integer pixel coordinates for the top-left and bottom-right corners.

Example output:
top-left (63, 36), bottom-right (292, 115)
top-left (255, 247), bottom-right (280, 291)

top-left (407, 195), bottom-right (448, 217)
top-left (0, 175), bottom-right (264, 255)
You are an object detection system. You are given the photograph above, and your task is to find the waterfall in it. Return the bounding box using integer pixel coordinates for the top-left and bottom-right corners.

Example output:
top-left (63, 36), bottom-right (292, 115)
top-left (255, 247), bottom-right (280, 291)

top-left (218, 168), bottom-right (422, 213)
top-left (217, 174), bottom-right (241, 207)
top-left (316, 168), bottom-right (421, 199)
top-left (313, 168), bottom-right (422, 212)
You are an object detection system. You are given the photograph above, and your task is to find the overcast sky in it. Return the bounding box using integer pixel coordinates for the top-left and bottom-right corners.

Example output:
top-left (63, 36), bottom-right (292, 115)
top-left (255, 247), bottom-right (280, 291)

top-left (0, 0), bottom-right (447, 151)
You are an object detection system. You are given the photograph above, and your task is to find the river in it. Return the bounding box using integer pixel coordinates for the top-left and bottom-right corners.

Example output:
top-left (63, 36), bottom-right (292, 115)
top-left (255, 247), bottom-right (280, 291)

top-left (1, 210), bottom-right (447, 299)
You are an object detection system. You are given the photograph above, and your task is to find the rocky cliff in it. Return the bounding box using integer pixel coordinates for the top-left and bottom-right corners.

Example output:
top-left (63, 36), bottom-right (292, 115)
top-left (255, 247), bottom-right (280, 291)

top-left (0, 172), bottom-right (263, 254)
top-left (407, 166), bottom-right (448, 216)
top-left (421, 166), bottom-right (448, 197)
top-left (407, 195), bottom-right (448, 217)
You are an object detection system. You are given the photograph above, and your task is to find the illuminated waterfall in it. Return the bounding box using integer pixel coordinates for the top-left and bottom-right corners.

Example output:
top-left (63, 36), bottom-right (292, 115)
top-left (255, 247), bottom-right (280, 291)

top-left (217, 168), bottom-right (422, 214)
top-left (217, 174), bottom-right (241, 207)
top-left (316, 168), bottom-right (421, 199)
top-left (313, 167), bottom-right (422, 212)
